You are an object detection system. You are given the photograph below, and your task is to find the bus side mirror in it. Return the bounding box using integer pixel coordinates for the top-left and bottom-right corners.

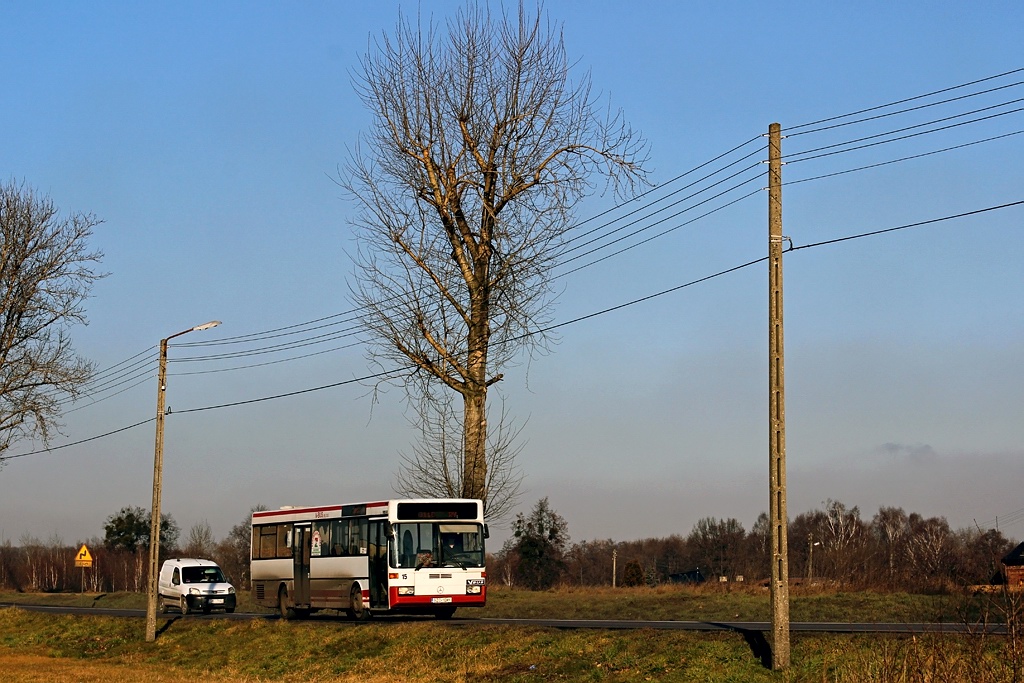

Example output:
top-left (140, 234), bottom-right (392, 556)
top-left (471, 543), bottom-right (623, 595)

top-left (483, 524), bottom-right (490, 539)
top-left (384, 521), bottom-right (395, 539)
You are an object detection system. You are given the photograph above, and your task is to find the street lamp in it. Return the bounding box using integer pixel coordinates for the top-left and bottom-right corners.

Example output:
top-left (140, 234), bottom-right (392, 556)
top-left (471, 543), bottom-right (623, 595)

top-left (807, 534), bottom-right (821, 583)
top-left (145, 320), bottom-right (221, 642)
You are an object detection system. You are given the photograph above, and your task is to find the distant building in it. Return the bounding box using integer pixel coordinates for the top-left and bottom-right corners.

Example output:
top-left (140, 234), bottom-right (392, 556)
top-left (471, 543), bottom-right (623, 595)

top-left (1002, 542), bottom-right (1024, 587)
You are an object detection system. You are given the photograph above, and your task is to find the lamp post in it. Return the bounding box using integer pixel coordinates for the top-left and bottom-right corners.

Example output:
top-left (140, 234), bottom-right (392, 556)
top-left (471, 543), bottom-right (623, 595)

top-left (145, 320), bottom-right (221, 643)
top-left (807, 534), bottom-right (821, 583)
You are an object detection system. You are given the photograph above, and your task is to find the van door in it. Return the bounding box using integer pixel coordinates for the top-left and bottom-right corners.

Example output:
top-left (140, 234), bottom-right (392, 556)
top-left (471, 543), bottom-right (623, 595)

top-left (292, 523), bottom-right (311, 607)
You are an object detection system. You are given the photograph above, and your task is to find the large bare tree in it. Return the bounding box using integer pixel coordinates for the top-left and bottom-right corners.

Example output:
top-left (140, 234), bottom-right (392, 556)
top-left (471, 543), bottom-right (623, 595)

top-left (0, 180), bottom-right (104, 463)
top-left (344, 2), bottom-right (647, 508)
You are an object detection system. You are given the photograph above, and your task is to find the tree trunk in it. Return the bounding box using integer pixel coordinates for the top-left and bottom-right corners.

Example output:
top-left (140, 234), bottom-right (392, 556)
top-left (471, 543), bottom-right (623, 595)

top-left (462, 385), bottom-right (488, 501)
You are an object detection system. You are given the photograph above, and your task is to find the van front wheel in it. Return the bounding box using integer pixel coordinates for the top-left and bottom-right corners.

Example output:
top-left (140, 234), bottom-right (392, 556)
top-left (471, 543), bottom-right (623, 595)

top-left (179, 596), bottom-right (190, 615)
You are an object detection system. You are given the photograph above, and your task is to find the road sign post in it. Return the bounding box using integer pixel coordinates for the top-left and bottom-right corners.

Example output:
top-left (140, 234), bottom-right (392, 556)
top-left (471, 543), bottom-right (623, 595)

top-left (75, 544), bottom-right (93, 594)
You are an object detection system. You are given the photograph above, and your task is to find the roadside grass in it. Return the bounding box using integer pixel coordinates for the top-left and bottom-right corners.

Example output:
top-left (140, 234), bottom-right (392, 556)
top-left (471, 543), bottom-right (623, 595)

top-left (0, 590), bottom-right (273, 614)
top-left (475, 584), bottom-right (962, 623)
top-left (1, 606), bottom-right (1021, 682)
top-left (0, 583), bottom-right (965, 622)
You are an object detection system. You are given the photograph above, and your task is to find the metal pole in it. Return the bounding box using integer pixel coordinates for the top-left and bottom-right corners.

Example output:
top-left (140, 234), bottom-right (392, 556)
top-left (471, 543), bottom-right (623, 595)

top-left (768, 122), bottom-right (791, 669)
top-left (145, 321), bottom-right (220, 643)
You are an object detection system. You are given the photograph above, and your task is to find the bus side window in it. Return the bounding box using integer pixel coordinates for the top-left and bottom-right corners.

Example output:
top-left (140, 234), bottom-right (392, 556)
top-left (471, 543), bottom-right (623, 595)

top-left (277, 523), bottom-right (293, 558)
top-left (331, 520), bottom-right (348, 556)
top-left (257, 525), bottom-right (277, 559)
top-left (350, 519), bottom-right (368, 555)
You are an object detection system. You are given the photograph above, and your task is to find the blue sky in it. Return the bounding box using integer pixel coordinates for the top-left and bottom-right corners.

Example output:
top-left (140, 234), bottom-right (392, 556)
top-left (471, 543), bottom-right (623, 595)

top-left (1, 2), bottom-right (1022, 548)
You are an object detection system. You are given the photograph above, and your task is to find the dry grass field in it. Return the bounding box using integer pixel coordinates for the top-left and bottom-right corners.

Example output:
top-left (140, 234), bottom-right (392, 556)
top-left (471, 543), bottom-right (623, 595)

top-left (1, 585), bottom-right (1020, 682)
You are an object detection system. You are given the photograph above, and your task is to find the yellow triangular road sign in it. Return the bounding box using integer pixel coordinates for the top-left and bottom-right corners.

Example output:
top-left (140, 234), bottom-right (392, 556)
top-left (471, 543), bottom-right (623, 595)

top-left (75, 544), bottom-right (93, 567)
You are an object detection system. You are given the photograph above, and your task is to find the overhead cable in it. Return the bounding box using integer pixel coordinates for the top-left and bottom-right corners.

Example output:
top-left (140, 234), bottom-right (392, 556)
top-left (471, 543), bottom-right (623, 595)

top-left (786, 67), bottom-right (1024, 132)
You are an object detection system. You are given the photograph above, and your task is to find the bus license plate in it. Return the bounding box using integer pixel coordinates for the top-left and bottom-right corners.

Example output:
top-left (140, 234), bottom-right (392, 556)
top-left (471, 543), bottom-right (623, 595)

top-left (211, 599), bottom-right (224, 604)
top-left (431, 597), bottom-right (453, 604)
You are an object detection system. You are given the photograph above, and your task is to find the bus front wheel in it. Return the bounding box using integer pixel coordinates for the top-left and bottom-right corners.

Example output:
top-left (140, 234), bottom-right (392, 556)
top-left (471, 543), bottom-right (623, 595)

top-left (434, 606), bottom-right (457, 620)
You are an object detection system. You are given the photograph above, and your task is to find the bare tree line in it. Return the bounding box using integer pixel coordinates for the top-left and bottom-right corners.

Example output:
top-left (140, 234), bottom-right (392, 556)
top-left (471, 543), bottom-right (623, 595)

top-left (0, 508), bottom-right (257, 594)
top-left (0, 496), bottom-right (1016, 595)
top-left (493, 499), bottom-right (1019, 591)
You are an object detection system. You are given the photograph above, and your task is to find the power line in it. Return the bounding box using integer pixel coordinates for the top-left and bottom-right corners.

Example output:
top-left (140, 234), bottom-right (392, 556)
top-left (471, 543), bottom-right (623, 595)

top-left (784, 99), bottom-right (1024, 163)
top-left (554, 187), bottom-right (763, 279)
top-left (174, 309), bottom-right (364, 348)
top-left (173, 367), bottom-right (406, 414)
top-left (560, 159), bottom-right (764, 257)
top-left (169, 341), bottom-right (364, 376)
top-left (565, 134), bottom-right (763, 238)
top-left (786, 67), bottom-right (1024, 132)
top-left (169, 136), bottom-right (771, 354)
top-left (562, 140), bottom-right (765, 249)
top-left (787, 79), bottom-right (1024, 137)
top-left (785, 130), bottom-right (1024, 187)
top-left (46, 75), bottom-right (1024, 412)
top-left (168, 325), bottom-right (365, 363)
top-left (9, 199), bottom-right (1019, 464)
top-left (789, 200), bottom-right (1024, 252)
top-left (0, 417), bottom-right (156, 461)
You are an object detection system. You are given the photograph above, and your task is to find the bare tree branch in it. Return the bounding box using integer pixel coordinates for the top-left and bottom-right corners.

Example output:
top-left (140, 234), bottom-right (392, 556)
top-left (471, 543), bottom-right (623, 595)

top-left (343, 2), bottom-right (648, 510)
top-left (0, 180), bottom-right (104, 463)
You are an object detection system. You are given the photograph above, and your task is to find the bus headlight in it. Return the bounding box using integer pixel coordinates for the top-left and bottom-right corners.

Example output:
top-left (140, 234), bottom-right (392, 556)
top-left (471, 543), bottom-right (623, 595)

top-left (466, 583), bottom-right (482, 595)
top-left (397, 586), bottom-right (416, 596)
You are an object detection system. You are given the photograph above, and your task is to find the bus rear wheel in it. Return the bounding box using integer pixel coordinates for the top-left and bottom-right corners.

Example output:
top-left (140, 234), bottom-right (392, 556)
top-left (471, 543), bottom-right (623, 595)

top-left (347, 585), bottom-right (370, 621)
top-left (278, 586), bottom-right (296, 620)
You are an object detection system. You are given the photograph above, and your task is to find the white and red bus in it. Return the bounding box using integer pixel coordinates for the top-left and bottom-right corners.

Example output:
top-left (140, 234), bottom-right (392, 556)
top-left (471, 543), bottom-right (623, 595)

top-left (251, 498), bottom-right (487, 619)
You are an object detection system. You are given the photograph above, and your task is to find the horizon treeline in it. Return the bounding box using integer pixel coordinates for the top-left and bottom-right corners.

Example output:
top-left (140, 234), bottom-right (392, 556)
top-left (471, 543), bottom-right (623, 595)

top-left (0, 498), bottom-right (1018, 594)
top-left (495, 498), bottom-right (1019, 592)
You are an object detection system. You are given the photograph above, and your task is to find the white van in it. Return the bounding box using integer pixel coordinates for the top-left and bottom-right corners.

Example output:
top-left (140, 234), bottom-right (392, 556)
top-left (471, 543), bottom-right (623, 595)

top-left (158, 558), bottom-right (236, 614)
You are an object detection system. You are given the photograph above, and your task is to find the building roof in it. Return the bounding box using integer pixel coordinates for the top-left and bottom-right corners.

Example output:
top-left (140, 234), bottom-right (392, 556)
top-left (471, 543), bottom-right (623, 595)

top-left (1002, 542), bottom-right (1024, 566)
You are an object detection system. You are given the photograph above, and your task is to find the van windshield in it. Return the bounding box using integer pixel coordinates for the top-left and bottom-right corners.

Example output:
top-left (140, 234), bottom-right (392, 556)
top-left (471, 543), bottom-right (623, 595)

top-left (182, 566), bottom-right (225, 583)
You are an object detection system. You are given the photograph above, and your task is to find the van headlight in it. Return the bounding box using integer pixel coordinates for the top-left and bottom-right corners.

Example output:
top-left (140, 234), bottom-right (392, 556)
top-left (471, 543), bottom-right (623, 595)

top-left (228, 587), bottom-right (235, 594)
top-left (189, 587), bottom-right (200, 595)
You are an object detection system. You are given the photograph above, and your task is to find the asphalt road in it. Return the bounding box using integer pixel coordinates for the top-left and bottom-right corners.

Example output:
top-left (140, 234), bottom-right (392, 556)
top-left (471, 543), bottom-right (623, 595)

top-left (0, 602), bottom-right (1007, 635)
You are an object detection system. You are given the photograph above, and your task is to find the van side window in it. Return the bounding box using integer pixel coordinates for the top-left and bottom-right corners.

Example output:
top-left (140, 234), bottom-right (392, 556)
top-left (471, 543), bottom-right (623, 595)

top-left (172, 568), bottom-right (180, 585)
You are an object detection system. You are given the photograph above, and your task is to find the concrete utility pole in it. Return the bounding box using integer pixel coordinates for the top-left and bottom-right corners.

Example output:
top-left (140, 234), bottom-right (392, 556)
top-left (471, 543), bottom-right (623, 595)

top-left (145, 320), bottom-right (221, 643)
top-left (767, 122), bottom-right (791, 669)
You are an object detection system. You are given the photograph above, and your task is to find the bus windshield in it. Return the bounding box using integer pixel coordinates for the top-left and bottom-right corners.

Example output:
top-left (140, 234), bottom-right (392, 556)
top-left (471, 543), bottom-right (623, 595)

top-left (392, 522), bottom-right (485, 569)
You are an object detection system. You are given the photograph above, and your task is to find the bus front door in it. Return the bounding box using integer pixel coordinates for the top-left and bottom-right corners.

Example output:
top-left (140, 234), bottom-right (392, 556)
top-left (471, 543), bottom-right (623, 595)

top-left (292, 523), bottom-right (311, 607)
